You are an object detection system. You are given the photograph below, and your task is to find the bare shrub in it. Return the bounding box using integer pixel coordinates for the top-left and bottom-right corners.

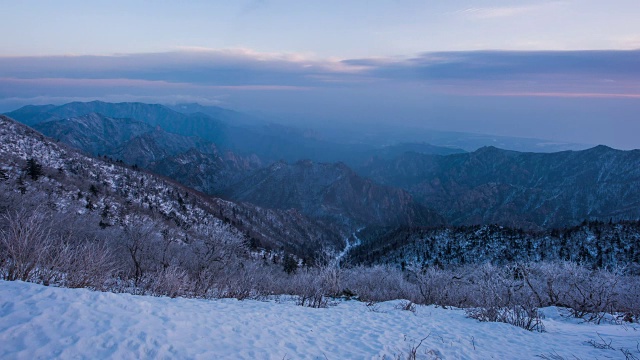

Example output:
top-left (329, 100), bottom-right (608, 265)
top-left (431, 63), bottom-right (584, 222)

top-left (150, 265), bottom-right (190, 298)
top-left (585, 333), bottom-right (614, 350)
top-left (216, 261), bottom-right (266, 300)
top-left (393, 334), bottom-right (436, 360)
top-left (342, 265), bottom-right (416, 303)
top-left (269, 267), bottom-right (331, 308)
top-left (470, 264), bottom-right (522, 308)
top-left (520, 262), bottom-right (632, 323)
top-left (412, 266), bottom-right (470, 308)
top-left (395, 300), bottom-right (417, 313)
top-left (536, 351), bottom-right (574, 360)
top-left (54, 241), bottom-right (117, 289)
top-left (405, 334), bottom-right (430, 360)
top-left (290, 269), bottom-right (329, 308)
top-left (620, 347), bottom-right (639, 360)
top-left (518, 262), bottom-right (570, 307)
top-left (466, 305), bottom-right (545, 332)
top-left (0, 208), bottom-right (53, 281)
top-left (617, 275), bottom-right (640, 322)
top-left (557, 263), bottom-right (620, 323)
top-left (120, 219), bottom-right (161, 286)
top-left (184, 226), bottom-right (252, 299)
top-left (583, 333), bottom-right (640, 360)
top-left (366, 301), bottom-right (382, 312)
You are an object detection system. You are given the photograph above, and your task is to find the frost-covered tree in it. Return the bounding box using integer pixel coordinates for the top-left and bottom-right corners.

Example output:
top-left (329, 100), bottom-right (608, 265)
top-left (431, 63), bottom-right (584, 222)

top-left (0, 208), bottom-right (52, 281)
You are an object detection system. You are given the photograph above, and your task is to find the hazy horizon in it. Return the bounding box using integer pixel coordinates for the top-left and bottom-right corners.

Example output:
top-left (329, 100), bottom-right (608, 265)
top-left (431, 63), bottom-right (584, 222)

top-left (2, 1), bottom-right (639, 149)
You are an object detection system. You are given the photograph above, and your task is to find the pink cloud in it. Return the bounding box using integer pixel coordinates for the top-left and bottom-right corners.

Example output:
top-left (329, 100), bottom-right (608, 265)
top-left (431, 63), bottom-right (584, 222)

top-left (481, 92), bottom-right (640, 99)
top-left (0, 77), bottom-right (310, 91)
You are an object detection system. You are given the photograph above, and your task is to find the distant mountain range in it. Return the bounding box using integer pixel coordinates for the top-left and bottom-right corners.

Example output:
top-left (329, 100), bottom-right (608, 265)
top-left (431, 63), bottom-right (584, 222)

top-left (6, 101), bottom-right (461, 166)
top-left (5, 101), bottom-right (639, 232)
top-left (314, 122), bottom-right (592, 153)
top-left (32, 112), bottom-right (258, 192)
top-left (7, 106), bottom-right (441, 231)
top-left (359, 145), bottom-right (640, 229)
top-left (33, 113), bottom-right (214, 163)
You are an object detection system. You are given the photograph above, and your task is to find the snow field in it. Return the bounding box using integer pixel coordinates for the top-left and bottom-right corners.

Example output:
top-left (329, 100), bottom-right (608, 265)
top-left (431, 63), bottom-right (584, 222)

top-left (1, 281), bottom-right (638, 359)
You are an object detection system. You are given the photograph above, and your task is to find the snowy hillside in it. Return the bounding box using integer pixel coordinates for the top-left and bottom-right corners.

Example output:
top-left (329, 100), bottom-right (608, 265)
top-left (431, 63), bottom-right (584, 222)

top-left (0, 114), bottom-right (343, 263)
top-left (1, 281), bottom-right (639, 360)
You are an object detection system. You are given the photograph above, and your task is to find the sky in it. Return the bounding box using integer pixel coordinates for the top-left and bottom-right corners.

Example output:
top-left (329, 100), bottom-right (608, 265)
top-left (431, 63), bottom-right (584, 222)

top-left (1, 0), bottom-right (640, 148)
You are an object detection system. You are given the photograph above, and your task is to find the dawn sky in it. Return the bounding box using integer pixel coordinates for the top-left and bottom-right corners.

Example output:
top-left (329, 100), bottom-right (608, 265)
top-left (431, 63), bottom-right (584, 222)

top-left (1, 0), bottom-right (640, 148)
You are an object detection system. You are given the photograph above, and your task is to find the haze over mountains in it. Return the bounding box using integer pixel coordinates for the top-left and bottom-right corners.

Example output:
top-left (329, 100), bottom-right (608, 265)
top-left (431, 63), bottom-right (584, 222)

top-left (5, 100), bottom-right (588, 156)
top-left (4, 101), bottom-right (640, 237)
top-left (31, 112), bottom-right (258, 192)
top-left (0, 114), bottom-right (343, 261)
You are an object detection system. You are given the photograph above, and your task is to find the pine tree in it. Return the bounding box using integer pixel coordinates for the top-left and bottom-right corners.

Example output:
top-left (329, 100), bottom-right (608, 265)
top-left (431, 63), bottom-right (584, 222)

top-left (283, 254), bottom-right (298, 274)
top-left (25, 158), bottom-right (43, 180)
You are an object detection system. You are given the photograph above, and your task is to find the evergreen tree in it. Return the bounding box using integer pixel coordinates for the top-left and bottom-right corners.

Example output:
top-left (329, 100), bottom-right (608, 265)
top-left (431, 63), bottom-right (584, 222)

top-left (25, 158), bottom-right (43, 180)
top-left (283, 254), bottom-right (298, 274)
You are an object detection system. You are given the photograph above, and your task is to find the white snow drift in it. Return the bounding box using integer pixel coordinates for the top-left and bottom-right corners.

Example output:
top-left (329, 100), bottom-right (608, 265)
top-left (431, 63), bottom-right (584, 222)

top-left (1, 281), bottom-right (638, 359)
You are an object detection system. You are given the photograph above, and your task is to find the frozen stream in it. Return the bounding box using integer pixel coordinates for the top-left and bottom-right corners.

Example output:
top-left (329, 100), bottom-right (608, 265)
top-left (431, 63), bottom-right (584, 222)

top-left (334, 227), bottom-right (363, 266)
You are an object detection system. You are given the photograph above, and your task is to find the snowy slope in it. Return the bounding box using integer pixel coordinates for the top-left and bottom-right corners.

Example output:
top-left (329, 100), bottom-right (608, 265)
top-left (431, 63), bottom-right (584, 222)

top-left (1, 281), bottom-right (638, 359)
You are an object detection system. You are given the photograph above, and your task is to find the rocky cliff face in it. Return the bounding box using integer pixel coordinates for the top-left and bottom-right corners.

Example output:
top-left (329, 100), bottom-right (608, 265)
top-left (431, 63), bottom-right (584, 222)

top-left (360, 146), bottom-right (640, 229)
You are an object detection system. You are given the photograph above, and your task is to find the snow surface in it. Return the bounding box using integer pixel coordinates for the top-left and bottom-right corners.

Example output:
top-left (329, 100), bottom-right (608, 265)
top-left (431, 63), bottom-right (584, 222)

top-left (1, 281), bottom-right (638, 359)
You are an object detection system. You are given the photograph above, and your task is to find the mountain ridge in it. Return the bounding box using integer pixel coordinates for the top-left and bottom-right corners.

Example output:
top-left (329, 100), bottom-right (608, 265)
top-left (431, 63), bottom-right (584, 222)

top-left (0, 114), bottom-right (344, 260)
top-left (359, 144), bottom-right (640, 228)
top-left (223, 159), bottom-right (445, 229)
top-left (5, 102), bottom-right (470, 164)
